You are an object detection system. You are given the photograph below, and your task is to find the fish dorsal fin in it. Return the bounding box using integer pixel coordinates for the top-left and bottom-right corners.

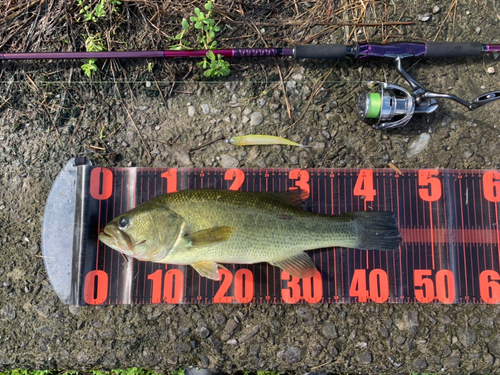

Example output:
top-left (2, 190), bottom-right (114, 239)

top-left (191, 260), bottom-right (225, 280)
top-left (270, 252), bottom-right (317, 278)
top-left (186, 226), bottom-right (232, 248)
top-left (264, 189), bottom-right (308, 209)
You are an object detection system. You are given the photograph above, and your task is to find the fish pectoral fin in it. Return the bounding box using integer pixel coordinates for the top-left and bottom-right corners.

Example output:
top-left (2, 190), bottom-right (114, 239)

top-left (270, 252), bottom-right (318, 278)
top-left (186, 226), bottom-right (232, 248)
top-left (191, 260), bottom-right (224, 280)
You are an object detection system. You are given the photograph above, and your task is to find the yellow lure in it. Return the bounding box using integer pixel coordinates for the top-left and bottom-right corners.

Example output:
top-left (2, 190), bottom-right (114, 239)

top-left (227, 135), bottom-right (309, 149)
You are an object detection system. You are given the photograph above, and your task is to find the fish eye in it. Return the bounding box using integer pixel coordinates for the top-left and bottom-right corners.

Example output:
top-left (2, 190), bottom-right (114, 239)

top-left (119, 216), bottom-right (130, 228)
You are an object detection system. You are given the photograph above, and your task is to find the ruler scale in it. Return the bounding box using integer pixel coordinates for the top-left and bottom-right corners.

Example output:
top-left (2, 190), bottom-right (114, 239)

top-left (41, 161), bottom-right (500, 305)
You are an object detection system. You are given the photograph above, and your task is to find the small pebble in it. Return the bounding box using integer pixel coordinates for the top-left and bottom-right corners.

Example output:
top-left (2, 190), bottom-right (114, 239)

top-left (145, 81), bottom-right (152, 88)
top-left (250, 112), bottom-right (264, 126)
top-left (418, 13), bottom-right (431, 22)
top-left (487, 67), bottom-right (495, 75)
top-left (201, 104), bottom-right (210, 115)
top-left (476, 27), bottom-right (481, 34)
top-left (432, 5), bottom-right (440, 13)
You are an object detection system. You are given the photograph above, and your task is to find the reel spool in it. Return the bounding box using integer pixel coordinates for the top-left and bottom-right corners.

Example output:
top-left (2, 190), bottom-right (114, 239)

top-left (357, 81), bottom-right (438, 130)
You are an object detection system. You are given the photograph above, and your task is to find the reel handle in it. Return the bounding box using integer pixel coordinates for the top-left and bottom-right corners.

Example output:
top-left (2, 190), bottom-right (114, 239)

top-left (471, 91), bottom-right (500, 110)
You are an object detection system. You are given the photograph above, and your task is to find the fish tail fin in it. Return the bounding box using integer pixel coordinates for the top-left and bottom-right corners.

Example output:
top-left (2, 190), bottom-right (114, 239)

top-left (352, 211), bottom-right (401, 251)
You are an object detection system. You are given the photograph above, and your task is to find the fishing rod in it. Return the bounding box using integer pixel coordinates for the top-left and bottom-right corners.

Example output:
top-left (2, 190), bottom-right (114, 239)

top-left (2, 41), bottom-right (500, 129)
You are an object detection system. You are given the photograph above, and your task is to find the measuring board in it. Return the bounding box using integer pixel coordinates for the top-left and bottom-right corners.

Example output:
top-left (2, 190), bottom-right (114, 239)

top-left (41, 159), bottom-right (500, 306)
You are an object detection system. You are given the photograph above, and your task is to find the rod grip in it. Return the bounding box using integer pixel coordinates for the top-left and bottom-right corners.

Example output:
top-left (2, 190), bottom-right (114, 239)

top-left (294, 44), bottom-right (347, 59)
top-left (425, 42), bottom-right (483, 58)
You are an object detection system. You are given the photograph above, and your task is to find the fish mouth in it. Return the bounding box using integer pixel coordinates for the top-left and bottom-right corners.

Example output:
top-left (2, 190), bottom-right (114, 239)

top-left (99, 225), bottom-right (134, 253)
top-left (99, 227), bottom-right (112, 239)
top-left (99, 226), bottom-right (118, 243)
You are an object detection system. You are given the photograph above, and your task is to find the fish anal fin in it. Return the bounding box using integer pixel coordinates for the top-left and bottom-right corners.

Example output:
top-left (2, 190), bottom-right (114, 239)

top-left (191, 260), bottom-right (225, 280)
top-left (271, 252), bottom-right (317, 278)
top-left (186, 226), bottom-right (232, 248)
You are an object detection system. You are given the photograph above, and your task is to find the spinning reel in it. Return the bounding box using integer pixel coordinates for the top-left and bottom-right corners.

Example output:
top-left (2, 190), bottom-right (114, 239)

top-left (357, 55), bottom-right (500, 129)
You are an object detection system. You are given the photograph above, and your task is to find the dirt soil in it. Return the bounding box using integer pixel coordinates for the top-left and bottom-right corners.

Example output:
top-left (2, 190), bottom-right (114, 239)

top-left (1, 0), bottom-right (500, 373)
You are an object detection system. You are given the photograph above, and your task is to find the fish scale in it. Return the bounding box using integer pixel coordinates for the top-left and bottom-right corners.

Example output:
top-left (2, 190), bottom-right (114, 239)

top-left (155, 189), bottom-right (358, 263)
top-left (99, 188), bottom-right (400, 279)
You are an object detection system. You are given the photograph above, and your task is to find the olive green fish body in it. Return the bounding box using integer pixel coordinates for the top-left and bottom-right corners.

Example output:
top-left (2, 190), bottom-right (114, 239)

top-left (99, 189), bottom-right (401, 280)
top-left (156, 190), bottom-right (358, 264)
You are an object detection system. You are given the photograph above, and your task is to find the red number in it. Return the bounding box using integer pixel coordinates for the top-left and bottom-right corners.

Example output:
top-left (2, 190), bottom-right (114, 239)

top-left (289, 169), bottom-right (310, 199)
top-left (148, 269), bottom-right (184, 303)
top-left (161, 169), bottom-right (178, 193)
top-left (349, 269), bottom-right (388, 302)
top-left (369, 269), bottom-right (389, 303)
top-left (353, 170), bottom-right (376, 202)
top-left (480, 270), bottom-right (500, 304)
top-left (281, 272), bottom-right (302, 303)
top-left (234, 269), bottom-right (254, 303)
top-left (301, 271), bottom-right (323, 303)
top-left (418, 170), bottom-right (442, 202)
top-left (148, 269), bottom-right (162, 304)
top-left (435, 270), bottom-right (455, 303)
top-left (349, 269), bottom-right (368, 302)
top-left (483, 171), bottom-right (500, 202)
top-left (414, 270), bottom-right (434, 303)
top-left (281, 271), bottom-right (323, 303)
top-left (89, 168), bottom-right (113, 200)
top-left (224, 169), bottom-right (245, 191)
top-left (414, 269), bottom-right (455, 303)
top-left (84, 270), bottom-right (108, 305)
top-left (213, 269), bottom-right (233, 303)
top-left (163, 269), bottom-right (183, 303)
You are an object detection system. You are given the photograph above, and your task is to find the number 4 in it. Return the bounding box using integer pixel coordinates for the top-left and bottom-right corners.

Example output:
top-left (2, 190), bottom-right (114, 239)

top-left (354, 170), bottom-right (376, 201)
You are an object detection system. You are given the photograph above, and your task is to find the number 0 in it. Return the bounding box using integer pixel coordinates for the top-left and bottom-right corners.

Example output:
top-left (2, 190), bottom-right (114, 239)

top-left (90, 168), bottom-right (113, 200)
top-left (84, 270), bottom-right (108, 305)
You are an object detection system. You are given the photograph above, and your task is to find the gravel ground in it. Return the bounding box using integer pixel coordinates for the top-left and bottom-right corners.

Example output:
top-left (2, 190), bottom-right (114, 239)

top-left (1, 0), bottom-right (500, 373)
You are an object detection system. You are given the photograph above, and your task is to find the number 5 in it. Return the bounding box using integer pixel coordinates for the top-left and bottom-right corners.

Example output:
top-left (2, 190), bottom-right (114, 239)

top-left (418, 170), bottom-right (441, 202)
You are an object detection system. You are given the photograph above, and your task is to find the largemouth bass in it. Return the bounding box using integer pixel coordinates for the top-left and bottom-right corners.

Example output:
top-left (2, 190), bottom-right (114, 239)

top-left (99, 189), bottom-right (401, 280)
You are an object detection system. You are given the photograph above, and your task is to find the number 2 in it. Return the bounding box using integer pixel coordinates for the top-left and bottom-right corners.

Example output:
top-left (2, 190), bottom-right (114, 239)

top-left (224, 169), bottom-right (245, 190)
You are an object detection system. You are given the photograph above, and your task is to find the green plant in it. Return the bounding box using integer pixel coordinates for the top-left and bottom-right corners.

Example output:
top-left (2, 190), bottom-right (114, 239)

top-left (199, 50), bottom-right (230, 78)
top-left (81, 34), bottom-right (106, 77)
top-left (167, 0), bottom-right (230, 78)
top-left (76, 0), bottom-right (121, 22)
